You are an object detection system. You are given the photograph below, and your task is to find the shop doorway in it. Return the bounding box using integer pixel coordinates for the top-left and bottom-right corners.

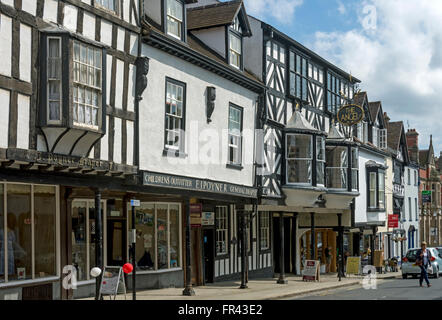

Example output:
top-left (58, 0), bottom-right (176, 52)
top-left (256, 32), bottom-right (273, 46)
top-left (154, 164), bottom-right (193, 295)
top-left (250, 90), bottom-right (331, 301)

top-left (273, 216), bottom-right (295, 274)
top-left (203, 229), bottom-right (215, 284)
top-left (107, 219), bottom-right (127, 266)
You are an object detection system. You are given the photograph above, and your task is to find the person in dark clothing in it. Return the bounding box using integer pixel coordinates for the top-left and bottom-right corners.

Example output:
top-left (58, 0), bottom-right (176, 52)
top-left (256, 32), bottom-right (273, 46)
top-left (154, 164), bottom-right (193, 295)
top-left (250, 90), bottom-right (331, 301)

top-left (416, 241), bottom-right (433, 288)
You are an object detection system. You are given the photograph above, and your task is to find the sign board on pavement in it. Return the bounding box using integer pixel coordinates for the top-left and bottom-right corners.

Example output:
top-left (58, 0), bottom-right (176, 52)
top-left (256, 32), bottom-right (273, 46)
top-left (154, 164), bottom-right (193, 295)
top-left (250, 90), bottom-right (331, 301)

top-left (98, 266), bottom-right (127, 300)
top-left (346, 256), bottom-right (361, 275)
top-left (302, 260), bottom-right (320, 282)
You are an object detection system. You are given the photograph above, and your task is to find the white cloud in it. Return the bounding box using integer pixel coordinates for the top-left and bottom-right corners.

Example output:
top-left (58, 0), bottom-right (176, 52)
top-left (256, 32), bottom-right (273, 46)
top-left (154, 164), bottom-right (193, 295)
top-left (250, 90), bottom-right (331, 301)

top-left (337, 0), bottom-right (346, 15)
top-left (309, 0), bottom-right (442, 154)
top-left (244, 0), bottom-right (303, 24)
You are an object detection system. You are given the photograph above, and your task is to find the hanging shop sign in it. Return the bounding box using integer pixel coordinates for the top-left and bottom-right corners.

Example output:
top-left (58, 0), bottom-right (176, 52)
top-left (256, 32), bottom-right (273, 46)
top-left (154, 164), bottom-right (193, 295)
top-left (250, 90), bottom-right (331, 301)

top-left (346, 257), bottom-right (361, 275)
top-left (190, 204), bottom-right (202, 227)
top-left (302, 260), bottom-right (320, 282)
top-left (202, 212), bottom-right (215, 226)
top-left (388, 214), bottom-right (399, 228)
top-left (422, 191), bottom-right (432, 204)
top-left (337, 104), bottom-right (364, 126)
top-left (142, 171), bottom-right (258, 198)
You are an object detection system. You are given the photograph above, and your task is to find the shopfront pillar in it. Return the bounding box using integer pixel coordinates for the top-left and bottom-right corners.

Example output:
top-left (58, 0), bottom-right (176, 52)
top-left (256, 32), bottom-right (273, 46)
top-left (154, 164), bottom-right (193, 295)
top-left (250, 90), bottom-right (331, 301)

top-left (292, 213), bottom-right (298, 275)
top-left (183, 199), bottom-right (195, 296)
top-left (239, 209), bottom-right (248, 289)
top-left (277, 213), bottom-right (288, 284)
top-left (337, 213), bottom-right (344, 280)
top-left (310, 213), bottom-right (315, 260)
top-left (94, 189), bottom-right (103, 300)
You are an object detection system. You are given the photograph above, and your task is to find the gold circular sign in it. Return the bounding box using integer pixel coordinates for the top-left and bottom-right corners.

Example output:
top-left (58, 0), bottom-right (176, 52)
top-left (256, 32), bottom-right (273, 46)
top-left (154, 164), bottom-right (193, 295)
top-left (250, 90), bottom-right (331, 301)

top-left (337, 104), bottom-right (365, 126)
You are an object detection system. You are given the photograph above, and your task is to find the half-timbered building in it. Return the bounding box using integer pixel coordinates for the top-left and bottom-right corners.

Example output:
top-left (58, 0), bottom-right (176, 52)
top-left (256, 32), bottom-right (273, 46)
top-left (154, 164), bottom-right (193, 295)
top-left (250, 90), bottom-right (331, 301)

top-left (0, 0), bottom-right (143, 300)
top-left (243, 16), bottom-right (362, 277)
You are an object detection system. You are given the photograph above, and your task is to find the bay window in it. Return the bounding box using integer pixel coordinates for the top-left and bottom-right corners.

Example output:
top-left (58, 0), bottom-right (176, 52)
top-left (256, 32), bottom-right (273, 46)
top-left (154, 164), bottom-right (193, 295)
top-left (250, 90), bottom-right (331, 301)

top-left (286, 134), bottom-right (312, 184)
top-left (40, 32), bottom-right (106, 134)
top-left (286, 133), bottom-right (326, 186)
top-left (166, 0), bottom-right (184, 40)
top-left (325, 144), bottom-right (358, 191)
top-left (367, 167), bottom-right (386, 210)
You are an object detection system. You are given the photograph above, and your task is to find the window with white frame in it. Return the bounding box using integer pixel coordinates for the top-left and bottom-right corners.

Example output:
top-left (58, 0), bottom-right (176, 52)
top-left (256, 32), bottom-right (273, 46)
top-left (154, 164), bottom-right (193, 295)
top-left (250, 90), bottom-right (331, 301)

top-left (229, 32), bottom-right (242, 69)
top-left (47, 38), bottom-right (62, 123)
top-left (216, 206), bottom-right (228, 256)
top-left (259, 213), bottom-right (270, 251)
top-left (316, 136), bottom-right (325, 186)
top-left (408, 168), bottom-right (411, 185)
top-left (326, 146), bottom-right (348, 189)
top-left (415, 198), bottom-right (418, 220)
top-left (73, 41), bottom-right (102, 128)
top-left (372, 126), bottom-right (378, 147)
top-left (378, 171), bottom-right (385, 209)
top-left (95, 0), bottom-right (117, 13)
top-left (369, 172), bottom-right (377, 208)
top-left (408, 197), bottom-right (412, 221)
top-left (228, 104), bottom-right (242, 166)
top-left (165, 78), bottom-right (186, 151)
top-left (363, 122), bottom-right (369, 143)
top-left (379, 129), bottom-right (387, 149)
top-left (166, 0), bottom-right (184, 40)
top-left (0, 183), bottom-right (58, 284)
top-left (414, 170), bottom-right (418, 186)
top-left (286, 134), bottom-right (313, 184)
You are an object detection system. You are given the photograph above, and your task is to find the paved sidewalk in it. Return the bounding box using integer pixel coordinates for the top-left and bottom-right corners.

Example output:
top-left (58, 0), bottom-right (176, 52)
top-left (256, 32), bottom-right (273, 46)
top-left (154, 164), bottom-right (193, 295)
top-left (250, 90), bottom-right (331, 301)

top-left (80, 271), bottom-right (401, 300)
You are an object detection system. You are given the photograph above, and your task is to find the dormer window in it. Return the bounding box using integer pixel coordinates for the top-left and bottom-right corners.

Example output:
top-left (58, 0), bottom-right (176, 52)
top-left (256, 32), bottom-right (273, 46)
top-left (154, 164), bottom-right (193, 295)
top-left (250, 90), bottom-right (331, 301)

top-left (166, 0), bottom-right (184, 40)
top-left (228, 16), bottom-right (243, 70)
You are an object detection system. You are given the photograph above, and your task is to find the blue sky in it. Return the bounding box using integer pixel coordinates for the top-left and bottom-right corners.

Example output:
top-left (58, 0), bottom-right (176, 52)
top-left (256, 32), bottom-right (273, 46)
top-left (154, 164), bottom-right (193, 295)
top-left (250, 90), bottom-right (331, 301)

top-left (229, 0), bottom-right (442, 157)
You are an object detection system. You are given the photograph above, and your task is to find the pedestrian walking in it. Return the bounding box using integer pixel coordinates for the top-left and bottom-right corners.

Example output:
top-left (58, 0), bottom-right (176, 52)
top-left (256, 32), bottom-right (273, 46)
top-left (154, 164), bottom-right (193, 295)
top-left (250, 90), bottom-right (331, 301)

top-left (415, 241), bottom-right (432, 288)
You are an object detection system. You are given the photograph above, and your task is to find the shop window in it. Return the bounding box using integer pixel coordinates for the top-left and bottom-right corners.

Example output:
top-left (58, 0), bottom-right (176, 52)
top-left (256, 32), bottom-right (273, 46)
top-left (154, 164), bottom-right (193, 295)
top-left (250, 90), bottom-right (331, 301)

top-left (216, 206), bottom-right (228, 256)
top-left (0, 183), bottom-right (57, 284)
top-left (259, 213), bottom-right (270, 251)
top-left (166, 0), bottom-right (184, 40)
top-left (71, 200), bottom-right (104, 281)
top-left (34, 186), bottom-right (56, 278)
top-left (227, 104), bottom-right (243, 166)
top-left (286, 134), bottom-right (312, 184)
top-left (164, 78), bottom-right (186, 154)
top-left (129, 202), bottom-right (182, 271)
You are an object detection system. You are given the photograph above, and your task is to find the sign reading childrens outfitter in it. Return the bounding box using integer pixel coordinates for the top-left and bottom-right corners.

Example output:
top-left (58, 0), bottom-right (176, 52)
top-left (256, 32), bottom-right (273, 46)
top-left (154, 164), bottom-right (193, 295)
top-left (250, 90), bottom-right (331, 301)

top-left (337, 104), bottom-right (364, 126)
top-left (303, 260), bottom-right (320, 282)
top-left (143, 171), bottom-right (258, 198)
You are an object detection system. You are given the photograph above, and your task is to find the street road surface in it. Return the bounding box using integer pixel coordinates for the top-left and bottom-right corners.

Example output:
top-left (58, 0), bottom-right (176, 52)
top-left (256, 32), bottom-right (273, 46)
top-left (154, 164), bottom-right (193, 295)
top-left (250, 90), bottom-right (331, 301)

top-left (291, 277), bottom-right (442, 300)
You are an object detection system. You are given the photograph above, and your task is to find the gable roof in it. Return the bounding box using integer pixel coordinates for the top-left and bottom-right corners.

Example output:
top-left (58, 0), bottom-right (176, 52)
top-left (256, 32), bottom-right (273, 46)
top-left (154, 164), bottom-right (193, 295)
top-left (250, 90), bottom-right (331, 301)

top-left (353, 91), bottom-right (367, 107)
top-left (368, 101), bottom-right (381, 124)
top-left (419, 150), bottom-right (429, 166)
top-left (387, 121), bottom-right (403, 151)
top-left (187, 0), bottom-right (251, 35)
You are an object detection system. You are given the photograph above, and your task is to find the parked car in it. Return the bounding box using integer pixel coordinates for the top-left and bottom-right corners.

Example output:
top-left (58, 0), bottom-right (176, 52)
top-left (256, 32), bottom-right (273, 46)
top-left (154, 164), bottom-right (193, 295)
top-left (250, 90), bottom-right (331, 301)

top-left (401, 247), bottom-right (442, 279)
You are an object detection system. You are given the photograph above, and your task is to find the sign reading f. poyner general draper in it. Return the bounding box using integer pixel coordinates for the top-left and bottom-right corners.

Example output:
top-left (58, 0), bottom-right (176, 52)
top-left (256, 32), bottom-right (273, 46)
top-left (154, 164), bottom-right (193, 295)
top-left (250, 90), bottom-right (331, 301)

top-left (142, 171), bottom-right (258, 198)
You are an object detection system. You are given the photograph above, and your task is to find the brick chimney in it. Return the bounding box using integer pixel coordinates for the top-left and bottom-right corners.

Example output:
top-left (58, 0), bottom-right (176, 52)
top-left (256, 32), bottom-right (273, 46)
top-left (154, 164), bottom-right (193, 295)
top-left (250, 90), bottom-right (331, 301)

top-left (406, 128), bottom-right (419, 164)
top-left (383, 112), bottom-right (390, 129)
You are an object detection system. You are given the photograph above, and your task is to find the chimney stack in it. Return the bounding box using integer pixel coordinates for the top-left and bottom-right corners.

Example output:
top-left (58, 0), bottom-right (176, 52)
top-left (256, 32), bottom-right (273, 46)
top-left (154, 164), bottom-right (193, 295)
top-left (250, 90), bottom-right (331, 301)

top-left (406, 128), bottom-right (419, 164)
